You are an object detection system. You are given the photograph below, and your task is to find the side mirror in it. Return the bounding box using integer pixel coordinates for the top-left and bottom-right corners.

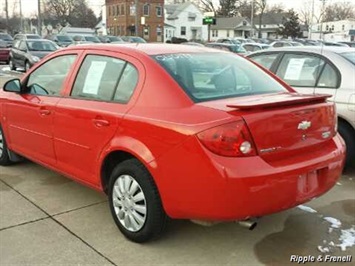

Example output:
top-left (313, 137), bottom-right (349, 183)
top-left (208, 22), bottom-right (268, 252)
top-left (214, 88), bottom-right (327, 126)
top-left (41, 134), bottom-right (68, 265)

top-left (3, 79), bottom-right (21, 93)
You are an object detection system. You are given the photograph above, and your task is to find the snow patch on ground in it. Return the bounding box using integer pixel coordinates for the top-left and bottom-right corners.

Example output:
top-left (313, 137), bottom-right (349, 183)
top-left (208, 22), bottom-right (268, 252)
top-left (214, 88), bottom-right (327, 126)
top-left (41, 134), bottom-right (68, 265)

top-left (2, 66), bottom-right (10, 71)
top-left (318, 246), bottom-right (330, 253)
top-left (336, 227), bottom-right (355, 251)
top-left (297, 205), bottom-right (317, 213)
top-left (324, 217), bottom-right (342, 228)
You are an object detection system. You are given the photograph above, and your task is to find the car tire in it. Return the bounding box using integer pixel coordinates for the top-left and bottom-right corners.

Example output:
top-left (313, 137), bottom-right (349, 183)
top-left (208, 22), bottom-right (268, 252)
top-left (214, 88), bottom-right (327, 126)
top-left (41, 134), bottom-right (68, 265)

top-left (108, 158), bottom-right (168, 243)
top-left (9, 59), bottom-right (15, 71)
top-left (0, 125), bottom-right (12, 166)
top-left (338, 121), bottom-right (355, 169)
top-left (25, 61), bottom-right (31, 72)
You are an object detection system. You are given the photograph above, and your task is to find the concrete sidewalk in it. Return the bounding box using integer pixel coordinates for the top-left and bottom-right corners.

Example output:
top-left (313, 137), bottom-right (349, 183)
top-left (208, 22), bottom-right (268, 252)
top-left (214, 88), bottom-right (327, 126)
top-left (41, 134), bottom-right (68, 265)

top-left (1, 161), bottom-right (355, 266)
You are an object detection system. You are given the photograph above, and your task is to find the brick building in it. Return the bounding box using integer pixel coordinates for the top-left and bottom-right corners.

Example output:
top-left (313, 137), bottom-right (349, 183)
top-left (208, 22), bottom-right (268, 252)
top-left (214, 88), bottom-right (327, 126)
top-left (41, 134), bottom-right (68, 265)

top-left (106, 0), bottom-right (164, 42)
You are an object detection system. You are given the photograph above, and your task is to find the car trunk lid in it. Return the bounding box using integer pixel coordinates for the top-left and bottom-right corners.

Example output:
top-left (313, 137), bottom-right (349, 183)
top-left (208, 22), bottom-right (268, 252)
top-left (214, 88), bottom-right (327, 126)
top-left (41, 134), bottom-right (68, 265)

top-left (198, 92), bottom-right (336, 161)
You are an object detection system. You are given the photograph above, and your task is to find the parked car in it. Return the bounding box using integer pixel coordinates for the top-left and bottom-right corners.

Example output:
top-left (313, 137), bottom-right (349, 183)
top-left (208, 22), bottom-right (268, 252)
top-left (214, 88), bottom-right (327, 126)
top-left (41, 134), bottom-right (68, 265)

top-left (205, 42), bottom-right (247, 54)
top-left (270, 41), bottom-right (303, 48)
top-left (121, 36), bottom-right (147, 43)
top-left (13, 33), bottom-right (41, 41)
top-left (248, 46), bottom-right (355, 168)
top-left (46, 34), bottom-right (74, 47)
top-left (0, 33), bottom-right (13, 47)
top-left (323, 41), bottom-right (348, 47)
top-left (338, 41), bottom-right (355, 48)
top-left (98, 35), bottom-right (125, 43)
top-left (73, 35), bottom-right (101, 43)
top-left (242, 43), bottom-right (270, 52)
top-left (0, 44), bottom-right (345, 243)
top-left (215, 38), bottom-right (241, 45)
top-left (9, 39), bottom-right (59, 72)
top-left (0, 40), bottom-right (10, 64)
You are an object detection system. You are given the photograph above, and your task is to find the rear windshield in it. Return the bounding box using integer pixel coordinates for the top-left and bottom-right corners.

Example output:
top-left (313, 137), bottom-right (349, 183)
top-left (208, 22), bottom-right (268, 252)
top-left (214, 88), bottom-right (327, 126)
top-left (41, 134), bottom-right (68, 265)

top-left (85, 36), bottom-right (100, 43)
top-left (27, 41), bottom-right (57, 51)
top-left (153, 53), bottom-right (288, 102)
top-left (339, 52), bottom-right (355, 65)
top-left (27, 35), bottom-right (41, 39)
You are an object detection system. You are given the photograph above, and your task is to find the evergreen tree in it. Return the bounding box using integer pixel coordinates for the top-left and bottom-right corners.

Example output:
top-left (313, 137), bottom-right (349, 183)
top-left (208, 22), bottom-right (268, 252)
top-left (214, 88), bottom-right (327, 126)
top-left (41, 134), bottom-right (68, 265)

top-left (278, 9), bottom-right (301, 38)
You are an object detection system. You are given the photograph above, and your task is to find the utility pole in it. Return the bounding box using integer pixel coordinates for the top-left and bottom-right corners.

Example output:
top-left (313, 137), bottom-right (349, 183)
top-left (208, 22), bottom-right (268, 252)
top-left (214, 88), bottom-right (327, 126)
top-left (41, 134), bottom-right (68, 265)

top-left (19, 0), bottom-right (23, 33)
top-left (250, 0), bottom-right (254, 38)
top-left (308, 0), bottom-right (315, 39)
top-left (135, 0), bottom-right (139, 36)
top-left (5, 0), bottom-right (9, 32)
top-left (37, 0), bottom-right (42, 36)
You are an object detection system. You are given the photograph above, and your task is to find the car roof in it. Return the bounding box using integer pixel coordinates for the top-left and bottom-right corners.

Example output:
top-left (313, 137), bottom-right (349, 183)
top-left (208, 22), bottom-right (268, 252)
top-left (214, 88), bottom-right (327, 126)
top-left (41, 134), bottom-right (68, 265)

top-left (250, 46), bottom-right (354, 55)
top-left (63, 43), bottom-right (218, 55)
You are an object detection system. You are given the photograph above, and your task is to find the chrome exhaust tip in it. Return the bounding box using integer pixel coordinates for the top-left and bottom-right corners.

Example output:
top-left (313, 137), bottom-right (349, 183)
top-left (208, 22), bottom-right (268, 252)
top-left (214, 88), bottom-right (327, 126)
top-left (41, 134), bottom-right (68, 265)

top-left (238, 219), bottom-right (258, 230)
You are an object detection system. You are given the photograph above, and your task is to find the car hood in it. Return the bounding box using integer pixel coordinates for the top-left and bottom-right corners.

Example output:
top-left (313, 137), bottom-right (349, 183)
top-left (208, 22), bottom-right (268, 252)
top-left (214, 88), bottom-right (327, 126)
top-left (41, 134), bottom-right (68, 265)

top-left (30, 51), bottom-right (52, 59)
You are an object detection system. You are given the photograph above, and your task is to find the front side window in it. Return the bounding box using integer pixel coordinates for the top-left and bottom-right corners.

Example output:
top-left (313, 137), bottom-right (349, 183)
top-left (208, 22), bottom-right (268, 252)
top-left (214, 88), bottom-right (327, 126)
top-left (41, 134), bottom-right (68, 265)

top-left (71, 55), bottom-right (138, 103)
top-left (27, 55), bottom-right (77, 96)
top-left (276, 53), bottom-right (327, 87)
top-left (153, 53), bottom-right (288, 102)
top-left (250, 53), bottom-right (279, 69)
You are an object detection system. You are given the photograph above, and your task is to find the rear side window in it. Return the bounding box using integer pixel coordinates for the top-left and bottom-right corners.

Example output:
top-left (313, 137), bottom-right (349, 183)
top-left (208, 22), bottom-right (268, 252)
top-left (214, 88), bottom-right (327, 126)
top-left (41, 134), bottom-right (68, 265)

top-left (276, 53), bottom-right (327, 87)
top-left (317, 64), bottom-right (337, 88)
top-left (153, 52), bottom-right (287, 102)
top-left (250, 53), bottom-right (279, 69)
top-left (71, 55), bottom-right (138, 103)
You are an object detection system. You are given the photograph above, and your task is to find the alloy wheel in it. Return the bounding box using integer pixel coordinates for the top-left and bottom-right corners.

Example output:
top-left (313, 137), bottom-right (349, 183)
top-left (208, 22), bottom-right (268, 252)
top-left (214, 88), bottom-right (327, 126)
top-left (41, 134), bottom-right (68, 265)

top-left (112, 174), bottom-right (147, 232)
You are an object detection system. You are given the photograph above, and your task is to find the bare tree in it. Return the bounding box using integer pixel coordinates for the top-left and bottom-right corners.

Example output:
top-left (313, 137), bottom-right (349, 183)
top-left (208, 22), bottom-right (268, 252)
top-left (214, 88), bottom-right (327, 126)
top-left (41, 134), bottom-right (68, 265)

top-left (217, 0), bottom-right (238, 17)
top-left (194, 0), bottom-right (218, 14)
top-left (298, 0), bottom-right (313, 27)
top-left (322, 1), bottom-right (355, 22)
top-left (265, 3), bottom-right (284, 13)
top-left (256, 0), bottom-right (267, 38)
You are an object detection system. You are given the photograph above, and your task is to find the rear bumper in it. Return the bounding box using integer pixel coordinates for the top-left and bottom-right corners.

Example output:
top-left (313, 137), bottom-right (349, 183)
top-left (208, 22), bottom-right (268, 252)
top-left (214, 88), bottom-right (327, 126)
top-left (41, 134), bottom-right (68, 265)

top-left (151, 134), bottom-right (346, 220)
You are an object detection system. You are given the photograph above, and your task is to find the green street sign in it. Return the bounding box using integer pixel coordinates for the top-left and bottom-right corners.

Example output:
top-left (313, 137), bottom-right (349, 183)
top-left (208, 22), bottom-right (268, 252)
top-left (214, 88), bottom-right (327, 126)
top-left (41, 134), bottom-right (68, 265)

top-left (202, 17), bottom-right (216, 25)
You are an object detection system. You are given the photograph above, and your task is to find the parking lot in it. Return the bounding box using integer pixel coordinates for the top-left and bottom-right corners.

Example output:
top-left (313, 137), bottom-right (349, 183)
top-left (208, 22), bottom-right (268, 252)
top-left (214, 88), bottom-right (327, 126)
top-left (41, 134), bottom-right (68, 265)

top-left (0, 66), bottom-right (354, 265)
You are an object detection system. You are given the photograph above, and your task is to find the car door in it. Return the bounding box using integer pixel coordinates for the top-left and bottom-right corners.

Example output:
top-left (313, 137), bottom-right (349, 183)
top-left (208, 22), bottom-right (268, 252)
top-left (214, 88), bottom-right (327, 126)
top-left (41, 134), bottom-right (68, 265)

top-left (17, 41), bottom-right (28, 67)
top-left (274, 52), bottom-right (339, 98)
top-left (53, 51), bottom-right (142, 185)
top-left (4, 54), bottom-right (78, 166)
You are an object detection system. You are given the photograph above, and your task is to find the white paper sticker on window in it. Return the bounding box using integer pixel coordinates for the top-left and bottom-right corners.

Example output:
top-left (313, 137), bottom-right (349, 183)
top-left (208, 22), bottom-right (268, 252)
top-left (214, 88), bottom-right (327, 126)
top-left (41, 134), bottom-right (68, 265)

top-left (284, 58), bottom-right (305, 80)
top-left (82, 61), bottom-right (107, 94)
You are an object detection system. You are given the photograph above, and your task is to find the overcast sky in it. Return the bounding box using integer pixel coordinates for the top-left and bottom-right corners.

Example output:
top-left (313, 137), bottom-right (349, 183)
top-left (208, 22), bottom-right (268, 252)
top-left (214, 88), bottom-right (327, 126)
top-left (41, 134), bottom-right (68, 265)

top-left (0, 0), bottom-right (348, 17)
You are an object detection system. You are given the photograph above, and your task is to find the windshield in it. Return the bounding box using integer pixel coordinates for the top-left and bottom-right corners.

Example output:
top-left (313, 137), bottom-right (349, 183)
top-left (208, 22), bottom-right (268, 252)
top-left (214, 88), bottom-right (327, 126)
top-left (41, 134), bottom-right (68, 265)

top-left (84, 36), bottom-right (100, 43)
top-left (0, 34), bottom-right (13, 41)
top-left (231, 45), bottom-right (246, 53)
top-left (57, 35), bottom-right (73, 42)
top-left (339, 52), bottom-right (355, 65)
top-left (131, 37), bottom-right (146, 43)
top-left (153, 53), bottom-right (288, 102)
top-left (27, 41), bottom-right (58, 51)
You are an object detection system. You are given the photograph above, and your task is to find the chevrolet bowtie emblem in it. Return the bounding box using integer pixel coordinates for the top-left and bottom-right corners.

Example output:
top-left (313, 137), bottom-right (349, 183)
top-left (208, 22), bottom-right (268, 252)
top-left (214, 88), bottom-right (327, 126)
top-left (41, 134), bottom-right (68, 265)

top-left (298, 121), bottom-right (311, 130)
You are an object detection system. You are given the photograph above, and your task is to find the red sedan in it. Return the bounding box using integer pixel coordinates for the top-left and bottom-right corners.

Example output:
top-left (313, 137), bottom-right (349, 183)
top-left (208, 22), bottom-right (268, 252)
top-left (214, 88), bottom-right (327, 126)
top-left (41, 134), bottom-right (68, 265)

top-left (0, 40), bottom-right (10, 64)
top-left (0, 44), bottom-right (345, 242)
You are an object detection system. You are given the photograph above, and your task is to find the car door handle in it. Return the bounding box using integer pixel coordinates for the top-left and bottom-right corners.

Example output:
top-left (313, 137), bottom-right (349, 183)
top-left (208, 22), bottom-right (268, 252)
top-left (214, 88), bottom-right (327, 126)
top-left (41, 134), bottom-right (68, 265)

top-left (39, 109), bottom-right (51, 116)
top-left (93, 119), bottom-right (110, 127)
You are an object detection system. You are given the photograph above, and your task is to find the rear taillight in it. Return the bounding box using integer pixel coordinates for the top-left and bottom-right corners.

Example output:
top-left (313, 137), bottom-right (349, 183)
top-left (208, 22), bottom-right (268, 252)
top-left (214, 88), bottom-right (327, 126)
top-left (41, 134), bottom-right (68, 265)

top-left (197, 120), bottom-right (257, 157)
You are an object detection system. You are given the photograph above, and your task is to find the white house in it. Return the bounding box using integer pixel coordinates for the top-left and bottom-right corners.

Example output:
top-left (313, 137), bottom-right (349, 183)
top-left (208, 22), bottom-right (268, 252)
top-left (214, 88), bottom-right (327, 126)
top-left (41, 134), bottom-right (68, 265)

top-left (310, 19), bottom-right (355, 41)
top-left (210, 17), bottom-right (253, 40)
top-left (164, 2), bottom-right (208, 42)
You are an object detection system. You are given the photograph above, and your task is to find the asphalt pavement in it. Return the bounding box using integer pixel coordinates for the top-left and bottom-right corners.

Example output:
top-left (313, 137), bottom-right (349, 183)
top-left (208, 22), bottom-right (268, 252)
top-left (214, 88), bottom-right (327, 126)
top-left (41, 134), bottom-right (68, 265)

top-left (0, 65), bottom-right (354, 265)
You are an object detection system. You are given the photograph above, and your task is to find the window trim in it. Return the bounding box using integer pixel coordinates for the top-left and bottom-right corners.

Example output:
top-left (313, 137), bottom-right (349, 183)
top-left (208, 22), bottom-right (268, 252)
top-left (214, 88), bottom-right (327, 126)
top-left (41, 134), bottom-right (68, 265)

top-left (143, 4), bottom-right (150, 16)
top-left (69, 54), bottom-right (139, 104)
top-left (23, 54), bottom-right (78, 97)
